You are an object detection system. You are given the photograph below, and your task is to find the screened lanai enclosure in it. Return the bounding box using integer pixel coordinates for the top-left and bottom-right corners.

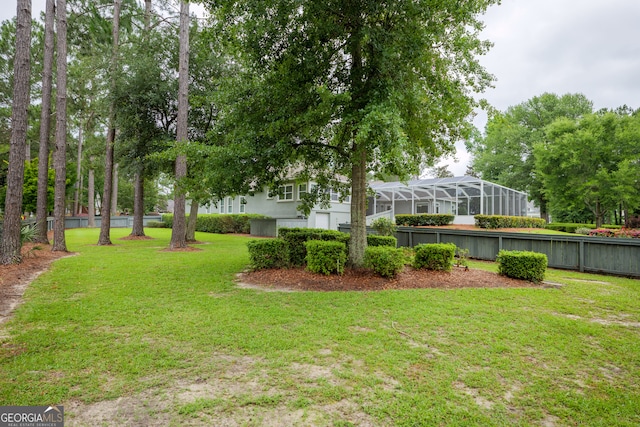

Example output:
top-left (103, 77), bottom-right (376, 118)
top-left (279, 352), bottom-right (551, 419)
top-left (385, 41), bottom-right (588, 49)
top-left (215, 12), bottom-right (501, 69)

top-left (367, 176), bottom-right (529, 225)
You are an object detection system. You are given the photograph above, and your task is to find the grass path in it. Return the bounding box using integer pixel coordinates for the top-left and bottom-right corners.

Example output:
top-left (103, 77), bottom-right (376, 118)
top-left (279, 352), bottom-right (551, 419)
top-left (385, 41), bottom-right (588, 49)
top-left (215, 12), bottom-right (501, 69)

top-left (1, 228), bottom-right (639, 426)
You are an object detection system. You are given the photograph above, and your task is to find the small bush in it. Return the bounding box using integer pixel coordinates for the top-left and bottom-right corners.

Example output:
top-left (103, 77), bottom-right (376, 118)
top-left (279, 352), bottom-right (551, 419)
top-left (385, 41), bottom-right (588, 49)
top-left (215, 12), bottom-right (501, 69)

top-left (588, 228), bottom-right (616, 237)
top-left (371, 217), bottom-right (397, 236)
top-left (455, 247), bottom-right (470, 268)
top-left (367, 235), bottom-right (397, 247)
top-left (575, 227), bottom-right (592, 235)
top-left (412, 243), bottom-right (456, 271)
top-left (395, 214), bottom-right (454, 227)
top-left (497, 250), bottom-right (547, 282)
top-left (588, 228), bottom-right (640, 238)
top-left (475, 215), bottom-right (547, 229)
top-left (305, 240), bottom-right (347, 275)
top-left (364, 246), bottom-right (405, 278)
top-left (283, 228), bottom-right (350, 266)
top-left (247, 239), bottom-right (290, 270)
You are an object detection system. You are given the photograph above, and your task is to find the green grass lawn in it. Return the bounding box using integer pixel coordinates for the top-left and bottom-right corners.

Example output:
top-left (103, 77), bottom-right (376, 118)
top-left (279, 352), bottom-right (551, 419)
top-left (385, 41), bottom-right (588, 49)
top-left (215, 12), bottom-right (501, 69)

top-left (1, 228), bottom-right (639, 426)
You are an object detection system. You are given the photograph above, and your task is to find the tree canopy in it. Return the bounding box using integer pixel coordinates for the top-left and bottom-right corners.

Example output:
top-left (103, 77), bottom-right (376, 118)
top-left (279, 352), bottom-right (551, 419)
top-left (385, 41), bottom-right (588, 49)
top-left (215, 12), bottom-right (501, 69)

top-left (467, 92), bottom-right (594, 219)
top-left (202, 0), bottom-right (499, 265)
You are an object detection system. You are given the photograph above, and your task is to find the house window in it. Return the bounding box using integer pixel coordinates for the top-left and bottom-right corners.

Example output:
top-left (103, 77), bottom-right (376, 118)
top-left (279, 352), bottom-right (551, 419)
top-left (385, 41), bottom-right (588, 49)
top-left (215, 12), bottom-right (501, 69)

top-left (219, 199), bottom-right (224, 214)
top-left (330, 189), bottom-right (350, 203)
top-left (240, 196), bottom-right (246, 213)
top-left (278, 184), bottom-right (294, 201)
top-left (227, 197), bottom-right (233, 213)
top-left (298, 183), bottom-right (307, 200)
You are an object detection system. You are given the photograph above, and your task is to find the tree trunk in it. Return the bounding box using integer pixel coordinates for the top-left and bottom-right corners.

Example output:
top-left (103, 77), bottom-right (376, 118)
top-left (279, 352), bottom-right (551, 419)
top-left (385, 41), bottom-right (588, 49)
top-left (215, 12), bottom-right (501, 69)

top-left (130, 172), bottom-right (145, 236)
top-left (169, 0), bottom-right (189, 250)
top-left (0, 0), bottom-right (31, 264)
top-left (595, 200), bottom-right (603, 229)
top-left (34, 0), bottom-right (55, 244)
top-left (52, 0), bottom-right (68, 252)
top-left (186, 200), bottom-right (198, 242)
top-left (87, 159), bottom-right (96, 227)
top-left (111, 162), bottom-right (119, 215)
top-left (98, 0), bottom-right (121, 246)
top-left (73, 124), bottom-right (83, 215)
top-left (349, 145), bottom-right (367, 267)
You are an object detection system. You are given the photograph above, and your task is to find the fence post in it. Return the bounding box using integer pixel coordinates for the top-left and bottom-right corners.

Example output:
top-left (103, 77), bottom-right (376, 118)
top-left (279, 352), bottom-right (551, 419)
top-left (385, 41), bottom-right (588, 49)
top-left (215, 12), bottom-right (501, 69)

top-left (579, 239), bottom-right (585, 273)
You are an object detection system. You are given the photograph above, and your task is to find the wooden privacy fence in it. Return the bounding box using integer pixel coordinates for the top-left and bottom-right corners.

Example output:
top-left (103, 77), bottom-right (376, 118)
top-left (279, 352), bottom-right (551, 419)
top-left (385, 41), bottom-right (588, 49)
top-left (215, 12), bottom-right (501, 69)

top-left (338, 224), bottom-right (640, 278)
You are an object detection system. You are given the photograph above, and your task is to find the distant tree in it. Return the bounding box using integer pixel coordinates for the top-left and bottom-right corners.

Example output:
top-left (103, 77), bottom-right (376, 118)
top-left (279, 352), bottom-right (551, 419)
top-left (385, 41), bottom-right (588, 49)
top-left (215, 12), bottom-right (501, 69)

top-left (169, 0), bottom-right (189, 250)
top-left (536, 111), bottom-right (640, 228)
top-left (52, 0), bottom-right (68, 252)
top-left (204, 0), bottom-right (498, 266)
top-left (0, 0), bottom-right (31, 264)
top-left (426, 165), bottom-right (454, 179)
top-left (97, 0), bottom-right (121, 246)
top-left (34, 0), bottom-right (55, 244)
top-left (467, 93), bottom-right (593, 221)
top-left (21, 159), bottom-right (55, 213)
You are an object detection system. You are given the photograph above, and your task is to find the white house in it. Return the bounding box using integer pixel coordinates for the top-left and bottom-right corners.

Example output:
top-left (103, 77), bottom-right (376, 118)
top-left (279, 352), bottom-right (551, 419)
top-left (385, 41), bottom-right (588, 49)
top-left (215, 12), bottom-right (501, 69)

top-left (192, 181), bottom-right (351, 230)
top-left (189, 176), bottom-right (531, 231)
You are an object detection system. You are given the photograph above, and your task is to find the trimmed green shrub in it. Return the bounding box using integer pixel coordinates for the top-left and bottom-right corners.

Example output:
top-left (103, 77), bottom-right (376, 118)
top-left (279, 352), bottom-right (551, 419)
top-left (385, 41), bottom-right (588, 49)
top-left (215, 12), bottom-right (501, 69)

top-left (395, 214), bottom-right (454, 227)
top-left (246, 239), bottom-right (290, 270)
top-left (364, 246), bottom-right (405, 278)
top-left (371, 217), bottom-right (397, 236)
top-left (497, 250), bottom-right (547, 282)
top-left (475, 215), bottom-right (547, 229)
top-left (367, 235), bottom-right (397, 247)
top-left (575, 227), bottom-right (592, 235)
top-left (161, 213), bottom-right (267, 234)
top-left (282, 228), bottom-right (350, 266)
top-left (146, 221), bottom-right (168, 228)
top-left (305, 240), bottom-right (347, 275)
top-left (412, 243), bottom-right (456, 271)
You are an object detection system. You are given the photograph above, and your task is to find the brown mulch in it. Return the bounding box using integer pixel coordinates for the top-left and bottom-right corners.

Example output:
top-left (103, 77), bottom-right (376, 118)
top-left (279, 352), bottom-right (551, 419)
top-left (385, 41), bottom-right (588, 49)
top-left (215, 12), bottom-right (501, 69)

top-left (238, 265), bottom-right (546, 292)
top-left (119, 235), bottom-right (154, 241)
top-left (0, 242), bottom-right (73, 324)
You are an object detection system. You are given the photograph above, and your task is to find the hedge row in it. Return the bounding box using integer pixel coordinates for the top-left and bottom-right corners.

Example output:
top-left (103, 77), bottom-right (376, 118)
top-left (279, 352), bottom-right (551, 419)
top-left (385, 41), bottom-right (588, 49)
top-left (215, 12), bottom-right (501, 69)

top-left (395, 214), bottom-right (454, 227)
top-left (281, 228), bottom-right (350, 266)
top-left (161, 213), bottom-right (267, 234)
top-left (247, 228), bottom-right (402, 276)
top-left (497, 250), bottom-right (547, 282)
top-left (474, 215), bottom-right (546, 229)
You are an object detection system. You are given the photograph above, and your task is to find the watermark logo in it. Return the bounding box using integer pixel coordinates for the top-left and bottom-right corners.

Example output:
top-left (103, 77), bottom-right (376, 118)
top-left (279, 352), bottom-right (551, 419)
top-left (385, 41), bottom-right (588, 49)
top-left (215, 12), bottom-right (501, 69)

top-left (0, 405), bottom-right (64, 427)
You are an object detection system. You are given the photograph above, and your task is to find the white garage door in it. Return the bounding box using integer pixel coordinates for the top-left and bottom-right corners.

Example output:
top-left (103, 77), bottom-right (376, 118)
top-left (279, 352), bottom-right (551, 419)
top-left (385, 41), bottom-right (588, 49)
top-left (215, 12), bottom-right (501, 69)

top-left (315, 213), bottom-right (330, 229)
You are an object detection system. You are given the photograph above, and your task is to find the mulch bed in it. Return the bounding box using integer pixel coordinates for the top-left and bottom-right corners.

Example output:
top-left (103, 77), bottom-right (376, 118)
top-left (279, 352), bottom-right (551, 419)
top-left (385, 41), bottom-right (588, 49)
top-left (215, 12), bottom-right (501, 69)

top-left (238, 265), bottom-right (546, 292)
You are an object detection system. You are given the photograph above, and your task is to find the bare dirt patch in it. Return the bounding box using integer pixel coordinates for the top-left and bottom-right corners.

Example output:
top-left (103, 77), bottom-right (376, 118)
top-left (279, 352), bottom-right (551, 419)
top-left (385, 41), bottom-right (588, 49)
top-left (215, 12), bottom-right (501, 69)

top-left (238, 266), bottom-right (545, 292)
top-left (0, 242), bottom-right (73, 325)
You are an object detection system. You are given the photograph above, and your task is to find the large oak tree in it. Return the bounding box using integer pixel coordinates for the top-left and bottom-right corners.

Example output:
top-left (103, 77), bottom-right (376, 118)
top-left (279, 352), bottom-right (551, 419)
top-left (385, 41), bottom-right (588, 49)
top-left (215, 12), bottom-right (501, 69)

top-left (204, 0), bottom-right (498, 265)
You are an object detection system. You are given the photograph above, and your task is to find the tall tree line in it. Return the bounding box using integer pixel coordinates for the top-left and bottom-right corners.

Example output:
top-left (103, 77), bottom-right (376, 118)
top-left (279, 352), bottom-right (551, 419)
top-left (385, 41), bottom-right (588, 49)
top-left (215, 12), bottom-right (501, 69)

top-left (467, 93), bottom-right (640, 227)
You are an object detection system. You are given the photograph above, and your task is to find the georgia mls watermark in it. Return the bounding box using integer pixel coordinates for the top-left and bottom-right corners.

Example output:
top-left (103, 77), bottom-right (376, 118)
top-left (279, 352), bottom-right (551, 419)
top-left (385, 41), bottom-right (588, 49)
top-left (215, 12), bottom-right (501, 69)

top-left (0, 406), bottom-right (64, 427)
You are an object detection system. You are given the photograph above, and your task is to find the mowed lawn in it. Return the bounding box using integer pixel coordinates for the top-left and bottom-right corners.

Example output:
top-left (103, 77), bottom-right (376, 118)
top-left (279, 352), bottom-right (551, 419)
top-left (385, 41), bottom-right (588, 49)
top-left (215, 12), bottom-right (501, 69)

top-left (1, 228), bottom-right (639, 426)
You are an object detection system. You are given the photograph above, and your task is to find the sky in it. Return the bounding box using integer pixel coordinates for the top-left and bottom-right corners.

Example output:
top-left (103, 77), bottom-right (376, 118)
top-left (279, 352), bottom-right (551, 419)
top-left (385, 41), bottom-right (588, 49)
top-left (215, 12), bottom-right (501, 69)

top-left (3, 0), bottom-right (640, 176)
